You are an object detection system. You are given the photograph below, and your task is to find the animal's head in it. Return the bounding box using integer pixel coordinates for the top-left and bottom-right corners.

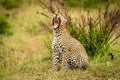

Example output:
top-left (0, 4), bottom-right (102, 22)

top-left (52, 14), bottom-right (67, 29)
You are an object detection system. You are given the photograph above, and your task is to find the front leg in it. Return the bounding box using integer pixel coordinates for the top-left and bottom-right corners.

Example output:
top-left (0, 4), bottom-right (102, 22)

top-left (52, 52), bottom-right (61, 71)
top-left (61, 53), bottom-right (69, 71)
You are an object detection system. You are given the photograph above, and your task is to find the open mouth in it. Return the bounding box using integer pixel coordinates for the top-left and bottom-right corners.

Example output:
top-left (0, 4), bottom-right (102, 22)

top-left (53, 16), bottom-right (61, 29)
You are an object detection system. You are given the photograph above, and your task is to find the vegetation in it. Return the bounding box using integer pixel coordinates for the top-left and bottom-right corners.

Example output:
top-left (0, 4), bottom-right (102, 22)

top-left (68, 6), bottom-right (120, 58)
top-left (0, 0), bottom-right (120, 80)
top-left (0, 0), bottom-right (22, 9)
top-left (65, 0), bottom-right (120, 9)
top-left (0, 16), bottom-right (13, 36)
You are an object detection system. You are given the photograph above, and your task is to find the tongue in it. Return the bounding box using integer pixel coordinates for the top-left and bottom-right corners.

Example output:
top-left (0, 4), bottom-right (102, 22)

top-left (54, 23), bottom-right (59, 29)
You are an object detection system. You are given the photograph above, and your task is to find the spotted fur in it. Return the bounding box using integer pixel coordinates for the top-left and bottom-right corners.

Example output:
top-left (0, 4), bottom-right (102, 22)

top-left (52, 14), bottom-right (89, 71)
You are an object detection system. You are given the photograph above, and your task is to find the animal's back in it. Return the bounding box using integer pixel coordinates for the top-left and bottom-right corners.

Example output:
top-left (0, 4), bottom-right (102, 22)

top-left (61, 33), bottom-right (89, 69)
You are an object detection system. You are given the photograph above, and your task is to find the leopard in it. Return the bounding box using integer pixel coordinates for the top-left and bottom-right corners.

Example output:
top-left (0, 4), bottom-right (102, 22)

top-left (52, 14), bottom-right (89, 71)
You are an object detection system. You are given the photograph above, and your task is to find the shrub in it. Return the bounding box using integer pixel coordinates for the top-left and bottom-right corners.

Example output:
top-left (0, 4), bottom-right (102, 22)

top-left (0, 0), bottom-right (22, 9)
top-left (0, 16), bottom-right (13, 36)
top-left (68, 6), bottom-right (120, 58)
top-left (68, 21), bottom-right (111, 58)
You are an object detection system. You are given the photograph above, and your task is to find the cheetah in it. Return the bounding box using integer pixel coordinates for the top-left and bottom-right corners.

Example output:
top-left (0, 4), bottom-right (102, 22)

top-left (52, 14), bottom-right (89, 71)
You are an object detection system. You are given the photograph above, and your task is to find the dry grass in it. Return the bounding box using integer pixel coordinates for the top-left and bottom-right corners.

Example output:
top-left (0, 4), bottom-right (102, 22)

top-left (0, 2), bottom-right (120, 80)
top-left (4, 38), bottom-right (120, 80)
top-left (0, 4), bottom-right (50, 78)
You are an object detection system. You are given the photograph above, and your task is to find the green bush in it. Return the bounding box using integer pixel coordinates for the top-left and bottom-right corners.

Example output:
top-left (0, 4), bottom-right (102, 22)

top-left (0, 16), bottom-right (13, 36)
top-left (68, 22), bottom-right (111, 58)
top-left (68, 6), bottom-right (120, 58)
top-left (0, 0), bottom-right (22, 9)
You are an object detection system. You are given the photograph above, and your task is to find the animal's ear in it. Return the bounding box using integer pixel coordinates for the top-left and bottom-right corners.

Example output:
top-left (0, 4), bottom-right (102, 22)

top-left (59, 14), bottom-right (67, 25)
top-left (51, 15), bottom-right (54, 25)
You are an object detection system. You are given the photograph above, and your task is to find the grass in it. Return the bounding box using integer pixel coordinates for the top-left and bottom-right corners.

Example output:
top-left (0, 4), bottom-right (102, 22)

top-left (0, 4), bottom-right (49, 79)
top-left (0, 1), bottom-right (120, 80)
top-left (4, 38), bottom-right (120, 80)
top-left (65, 0), bottom-right (120, 9)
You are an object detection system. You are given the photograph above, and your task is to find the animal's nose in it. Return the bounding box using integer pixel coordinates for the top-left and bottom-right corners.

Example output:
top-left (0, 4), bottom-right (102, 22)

top-left (53, 14), bottom-right (58, 17)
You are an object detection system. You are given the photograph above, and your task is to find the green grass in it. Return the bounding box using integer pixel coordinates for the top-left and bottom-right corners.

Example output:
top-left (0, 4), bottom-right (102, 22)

top-left (65, 0), bottom-right (120, 9)
top-left (4, 38), bottom-right (120, 80)
top-left (0, 1), bottom-right (120, 80)
top-left (26, 23), bottom-right (41, 36)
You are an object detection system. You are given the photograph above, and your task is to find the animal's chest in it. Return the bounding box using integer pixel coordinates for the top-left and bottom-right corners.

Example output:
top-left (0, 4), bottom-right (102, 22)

top-left (52, 36), bottom-right (65, 53)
